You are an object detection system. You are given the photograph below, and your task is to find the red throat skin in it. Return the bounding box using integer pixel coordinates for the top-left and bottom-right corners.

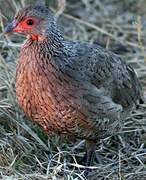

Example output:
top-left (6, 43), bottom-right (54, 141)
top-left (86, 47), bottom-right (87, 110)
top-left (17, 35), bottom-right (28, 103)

top-left (27, 34), bottom-right (46, 41)
top-left (31, 34), bottom-right (39, 41)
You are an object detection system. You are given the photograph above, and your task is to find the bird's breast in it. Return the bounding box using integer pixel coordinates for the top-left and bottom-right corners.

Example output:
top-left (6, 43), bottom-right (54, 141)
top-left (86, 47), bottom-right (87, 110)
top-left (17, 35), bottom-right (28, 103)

top-left (15, 51), bottom-right (91, 135)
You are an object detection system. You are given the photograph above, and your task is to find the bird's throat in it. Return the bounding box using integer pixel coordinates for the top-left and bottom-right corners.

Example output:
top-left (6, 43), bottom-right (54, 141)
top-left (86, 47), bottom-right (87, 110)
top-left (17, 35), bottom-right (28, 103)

top-left (29, 34), bottom-right (46, 41)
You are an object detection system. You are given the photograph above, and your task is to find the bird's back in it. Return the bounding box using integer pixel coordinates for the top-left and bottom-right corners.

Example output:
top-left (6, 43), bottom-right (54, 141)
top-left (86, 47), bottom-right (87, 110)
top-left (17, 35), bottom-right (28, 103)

top-left (59, 40), bottom-right (143, 111)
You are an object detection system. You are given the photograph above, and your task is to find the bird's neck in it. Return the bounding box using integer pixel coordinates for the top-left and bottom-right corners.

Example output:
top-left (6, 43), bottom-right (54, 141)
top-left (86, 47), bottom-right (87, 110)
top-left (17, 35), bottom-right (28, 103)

top-left (18, 24), bottom-right (65, 79)
top-left (23, 31), bottom-right (64, 49)
top-left (19, 30), bottom-right (65, 73)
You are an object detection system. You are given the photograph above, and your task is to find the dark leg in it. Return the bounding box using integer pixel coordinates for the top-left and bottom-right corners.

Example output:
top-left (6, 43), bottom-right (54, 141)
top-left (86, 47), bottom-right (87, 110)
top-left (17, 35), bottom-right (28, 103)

top-left (79, 140), bottom-right (97, 176)
top-left (84, 140), bottom-right (97, 166)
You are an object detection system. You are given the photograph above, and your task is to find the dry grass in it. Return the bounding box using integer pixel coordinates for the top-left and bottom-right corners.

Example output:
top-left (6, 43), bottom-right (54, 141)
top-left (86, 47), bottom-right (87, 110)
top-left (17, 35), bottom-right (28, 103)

top-left (0, 0), bottom-right (146, 179)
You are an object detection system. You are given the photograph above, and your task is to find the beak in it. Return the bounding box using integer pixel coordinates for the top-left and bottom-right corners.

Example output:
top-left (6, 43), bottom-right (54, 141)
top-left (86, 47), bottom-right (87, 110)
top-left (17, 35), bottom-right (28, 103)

top-left (4, 20), bottom-right (18, 34)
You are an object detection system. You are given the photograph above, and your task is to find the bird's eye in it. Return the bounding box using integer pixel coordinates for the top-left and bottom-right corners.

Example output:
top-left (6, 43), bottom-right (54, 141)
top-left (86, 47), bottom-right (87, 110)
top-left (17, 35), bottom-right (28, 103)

top-left (26, 19), bottom-right (34, 26)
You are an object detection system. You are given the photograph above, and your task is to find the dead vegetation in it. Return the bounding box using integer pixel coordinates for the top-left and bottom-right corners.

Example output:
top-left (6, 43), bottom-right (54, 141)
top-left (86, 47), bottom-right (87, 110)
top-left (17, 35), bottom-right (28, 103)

top-left (0, 0), bottom-right (146, 179)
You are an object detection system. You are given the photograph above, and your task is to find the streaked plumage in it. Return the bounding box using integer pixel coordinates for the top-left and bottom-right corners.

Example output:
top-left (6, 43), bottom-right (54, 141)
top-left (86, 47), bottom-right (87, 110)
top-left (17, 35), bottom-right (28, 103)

top-left (4, 2), bottom-right (143, 169)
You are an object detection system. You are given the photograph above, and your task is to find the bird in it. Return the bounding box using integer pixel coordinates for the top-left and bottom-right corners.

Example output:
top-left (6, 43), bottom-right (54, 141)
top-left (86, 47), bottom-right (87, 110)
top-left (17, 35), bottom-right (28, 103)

top-left (4, 0), bottom-right (143, 170)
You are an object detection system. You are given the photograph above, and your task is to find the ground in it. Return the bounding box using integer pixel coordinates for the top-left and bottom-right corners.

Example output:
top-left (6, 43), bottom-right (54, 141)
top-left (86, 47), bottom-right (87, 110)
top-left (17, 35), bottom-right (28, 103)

top-left (0, 0), bottom-right (146, 179)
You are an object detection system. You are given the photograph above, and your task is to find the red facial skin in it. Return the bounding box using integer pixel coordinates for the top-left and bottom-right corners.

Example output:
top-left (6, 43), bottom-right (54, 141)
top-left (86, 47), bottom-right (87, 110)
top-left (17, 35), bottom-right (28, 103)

top-left (12, 17), bottom-right (41, 40)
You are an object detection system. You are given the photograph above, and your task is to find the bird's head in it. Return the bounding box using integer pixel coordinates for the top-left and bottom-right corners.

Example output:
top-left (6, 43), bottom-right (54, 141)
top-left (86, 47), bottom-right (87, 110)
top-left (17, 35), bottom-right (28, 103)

top-left (4, 1), bottom-right (58, 41)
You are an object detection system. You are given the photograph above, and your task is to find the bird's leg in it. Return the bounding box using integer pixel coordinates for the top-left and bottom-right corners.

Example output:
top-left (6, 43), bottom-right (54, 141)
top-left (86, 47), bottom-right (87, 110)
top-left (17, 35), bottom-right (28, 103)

top-left (79, 140), bottom-right (97, 176)
top-left (85, 140), bottom-right (97, 166)
top-left (80, 139), bottom-right (97, 167)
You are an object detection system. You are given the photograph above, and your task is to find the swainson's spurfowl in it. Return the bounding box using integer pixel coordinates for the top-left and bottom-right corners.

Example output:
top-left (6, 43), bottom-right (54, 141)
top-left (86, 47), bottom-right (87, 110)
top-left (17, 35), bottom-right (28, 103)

top-left (4, 0), bottom-right (143, 169)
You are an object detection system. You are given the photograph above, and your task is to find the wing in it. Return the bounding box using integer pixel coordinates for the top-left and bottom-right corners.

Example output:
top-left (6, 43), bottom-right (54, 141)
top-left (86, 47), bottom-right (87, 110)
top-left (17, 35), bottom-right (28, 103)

top-left (113, 63), bottom-right (143, 108)
top-left (57, 41), bottom-right (143, 118)
top-left (89, 48), bottom-right (143, 110)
